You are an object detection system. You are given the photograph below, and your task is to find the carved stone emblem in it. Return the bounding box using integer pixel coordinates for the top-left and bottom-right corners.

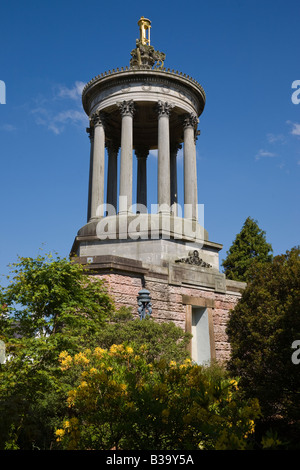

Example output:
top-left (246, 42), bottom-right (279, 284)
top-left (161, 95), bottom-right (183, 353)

top-left (175, 250), bottom-right (212, 268)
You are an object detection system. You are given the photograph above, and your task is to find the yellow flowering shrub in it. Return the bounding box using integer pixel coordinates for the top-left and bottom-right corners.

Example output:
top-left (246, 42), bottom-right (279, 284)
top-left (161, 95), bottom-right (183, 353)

top-left (58, 351), bottom-right (73, 371)
top-left (74, 351), bottom-right (90, 366)
top-left (55, 343), bottom-right (260, 450)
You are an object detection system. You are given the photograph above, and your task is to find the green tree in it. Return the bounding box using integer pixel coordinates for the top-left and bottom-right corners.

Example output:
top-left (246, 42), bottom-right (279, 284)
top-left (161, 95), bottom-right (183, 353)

top-left (0, 253), bottom-right (113, 349)
top-left (0, 252), bottom-right (114, 450)
top-left (226, 246), bottom-right (300, 448)
top-left (222, 217), bottom-right (273, 282)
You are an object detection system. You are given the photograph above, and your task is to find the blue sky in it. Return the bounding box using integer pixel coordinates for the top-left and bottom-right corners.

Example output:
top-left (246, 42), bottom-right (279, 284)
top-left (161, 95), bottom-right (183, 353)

top-left (0, 0), bottom-right (299, 284)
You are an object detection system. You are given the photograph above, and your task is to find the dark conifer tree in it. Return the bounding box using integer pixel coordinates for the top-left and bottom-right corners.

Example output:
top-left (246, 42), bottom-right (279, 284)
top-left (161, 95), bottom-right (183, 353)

top-left (222, 217), bottom-right (273, 282)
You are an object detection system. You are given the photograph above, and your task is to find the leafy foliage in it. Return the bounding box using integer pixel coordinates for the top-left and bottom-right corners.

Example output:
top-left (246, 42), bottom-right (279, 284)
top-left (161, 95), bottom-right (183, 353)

top-left (0, 252), bottom-right (114, 449)
top-left (94, 307), bottom-right (192, 364)
top-left (55, 344), bottom-right (260, 450)
top-left (0, 253), bottom-right (112, 349)
top-left (1, 249), bottom-right (282, 450)
top-left (222, 217), bottom-right (273, 282)
top-left (0, 252), bottom-right (192, 450)
top-left (226, 246), bottom-right (300, 448)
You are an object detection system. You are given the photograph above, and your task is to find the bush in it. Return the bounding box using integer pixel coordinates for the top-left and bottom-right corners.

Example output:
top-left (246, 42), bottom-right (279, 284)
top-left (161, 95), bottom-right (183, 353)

top-left (55, 343), bottom-right (260, 450)
top-left (226, 246), bottom-right (300, 448)
top-left (94, 309), bottom-right (192, 364)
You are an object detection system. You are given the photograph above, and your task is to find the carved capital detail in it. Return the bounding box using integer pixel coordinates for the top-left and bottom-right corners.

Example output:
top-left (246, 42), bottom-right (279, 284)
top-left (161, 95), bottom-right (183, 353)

top-left (183, 113), bottom-right (198, 130)
top-left (170, 142), bottom-right (182, 155)
top-left (90, 110), bottom-right (105, 127)
top-left (117, 100), bottom-right (136, 117)
top-left (156, 100), bottom-right (174, 117)
top-left (106, 140), bottom-right (120, 155)
top-left (135, 146), bottom-right (149, 160)
top-left (86, 126), bottom-right (94, 140)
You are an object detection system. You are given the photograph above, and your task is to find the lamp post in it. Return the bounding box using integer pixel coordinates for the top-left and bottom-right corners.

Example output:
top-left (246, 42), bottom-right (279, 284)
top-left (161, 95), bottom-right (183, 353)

top-left (137, 288), bottom-right (152, 320)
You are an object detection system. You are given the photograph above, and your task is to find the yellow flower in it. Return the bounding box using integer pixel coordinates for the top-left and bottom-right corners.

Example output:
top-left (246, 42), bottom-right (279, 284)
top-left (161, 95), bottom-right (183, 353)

top-left (55, 428), bottom-right (65, 441)
top-left (74, 352), bottom-right (90, 365)
top-left (93, 347), bottom-right (106, 358)
top-left (59, 351), bottom-right (69, 359)
top-left (109, 344), bottom-right (124, 354)
top-left (169, 361), bottom-right (177, 367)
top-left (244, 419), bottom-right (255, 437)
top-left (230, 379), bottom-right (239, 390)
top-left (58, 351), bottom-right (73, 370)
top-left (89, 367), bottom-right (98, 375)
top-left (67, 389), bottom-right (77, 407)
top-left (79, 380), bottom-right (88, 388)
top-left (126, 346), bottom-right (134, 354)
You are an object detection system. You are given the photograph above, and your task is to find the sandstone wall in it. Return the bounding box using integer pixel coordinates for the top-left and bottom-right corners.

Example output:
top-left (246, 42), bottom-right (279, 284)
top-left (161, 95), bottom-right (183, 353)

top-left (95, 272), bottom-right (241, 363)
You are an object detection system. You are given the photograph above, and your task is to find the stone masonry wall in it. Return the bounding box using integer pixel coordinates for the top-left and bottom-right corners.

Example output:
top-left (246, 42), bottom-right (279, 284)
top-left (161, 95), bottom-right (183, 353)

top-left (94, 271), bottom-right (241, 363)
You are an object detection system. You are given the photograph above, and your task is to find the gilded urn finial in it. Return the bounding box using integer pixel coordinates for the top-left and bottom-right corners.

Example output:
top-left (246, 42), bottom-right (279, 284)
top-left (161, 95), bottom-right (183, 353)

top-left (138, 16), bottom-right (151, 46)
top-left (130, 16), bottom-right (165, 69)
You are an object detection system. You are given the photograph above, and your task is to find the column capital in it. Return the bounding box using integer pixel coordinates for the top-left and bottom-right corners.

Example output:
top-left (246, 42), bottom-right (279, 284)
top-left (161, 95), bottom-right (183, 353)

top-left (135, 146), bottom-right (149, 160)
top-left (90, 110), bottom-right (105, 127)
top-left (183, 113), bottom-right (198, 130)
top-left (117, 100), bottom-right (136, 117)
top-left (106, 140), bottom-right (120, 154)
top-left (170, 142), bottom-right (182, 154)
top-left (86, 126), bottom-right (94, 140)
top-left (156, 100), bottom-right (174, 117)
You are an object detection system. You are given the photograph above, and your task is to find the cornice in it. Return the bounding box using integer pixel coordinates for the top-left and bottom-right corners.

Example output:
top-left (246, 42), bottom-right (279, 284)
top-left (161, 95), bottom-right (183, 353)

top-left (82, 66), bottom-right (206, 115)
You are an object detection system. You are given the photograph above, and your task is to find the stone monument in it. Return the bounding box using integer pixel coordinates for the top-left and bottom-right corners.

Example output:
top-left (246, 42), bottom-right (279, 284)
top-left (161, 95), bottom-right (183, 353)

top-left (71, 17), bottom-right (245, 364)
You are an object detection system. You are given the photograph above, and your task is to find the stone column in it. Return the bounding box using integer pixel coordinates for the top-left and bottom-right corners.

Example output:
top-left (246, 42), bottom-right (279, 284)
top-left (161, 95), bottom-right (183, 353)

top-left (183, 113), bottom-right (198, 220)
top-left (157, 101), bottom-right (173, 212)
top-left (106, 141), bottom-right (119, 214)
top-left (86, 126), bottom-right (94, 222)
top-left (90, 111), bottom-right (106, 219)
top-left (170, 143), bottom-right (181, 216)
top-left (136, 147), bottom-right (149, 213)
top-left (118, 100), bottom-right (135, 214)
